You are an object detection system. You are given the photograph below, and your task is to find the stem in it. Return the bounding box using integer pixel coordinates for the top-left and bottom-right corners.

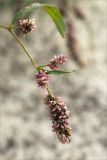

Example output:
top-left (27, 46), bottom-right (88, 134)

top-left (40, 64), bottom-right (48, 68)
top-left (0, 25), bottom-right (40, 70)
top-left (0, 24), bottom-right (52, 96)
top-left (46, 85), bottom-right (52, 96)
top-left (0, 25), bottom-right (15, 30)
top-left (0, 25), bottom-right (8, 29)
top-left (8, 29), bottom-right (40, 70)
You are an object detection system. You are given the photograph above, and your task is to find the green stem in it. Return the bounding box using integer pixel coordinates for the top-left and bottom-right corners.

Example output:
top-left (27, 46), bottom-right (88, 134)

top-left (0, 25), bottom-right (15, 30)
top-left (0, 25), bottom-right (8, 29)
top-left (40, 64), bottom-right (48, 68)
top-left (0, 24), bottom-right (52, 95)
top-left (0, 24), bottom-right (40, 70)
top-left (8, 29), bottom-right (40, 70)
top-left (45, 85), bottom-right (52, 96)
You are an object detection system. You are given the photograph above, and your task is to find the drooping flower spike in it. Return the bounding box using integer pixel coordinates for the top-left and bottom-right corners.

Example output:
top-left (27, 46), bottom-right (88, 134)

top-left (18, 19), bottom-right (37, 35)
top-left (44, 94), bottom-right (71, 144)
top-left (48, 54), bottom-right (67, 70)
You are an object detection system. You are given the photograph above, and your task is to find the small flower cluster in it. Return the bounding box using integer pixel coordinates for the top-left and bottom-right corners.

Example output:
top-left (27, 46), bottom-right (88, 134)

top-left (35, 54), bottom-right (66, 88)
top-left (48, 54), bottom-right (66, 70)
top-left (18, 19), bottom-right (37, 35)
top-left (44, 95), bottom-right (71, 144)
top-left (35, 70), bottom-right (49, 88)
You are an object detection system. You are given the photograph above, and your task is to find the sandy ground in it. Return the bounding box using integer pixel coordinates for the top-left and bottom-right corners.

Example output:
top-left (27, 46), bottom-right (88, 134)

top-left (0, 1), bottom-right (107, 160)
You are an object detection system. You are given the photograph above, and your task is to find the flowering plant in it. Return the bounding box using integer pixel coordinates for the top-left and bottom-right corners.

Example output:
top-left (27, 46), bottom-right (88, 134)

top-left (0, 2), bottom-right (75, 144)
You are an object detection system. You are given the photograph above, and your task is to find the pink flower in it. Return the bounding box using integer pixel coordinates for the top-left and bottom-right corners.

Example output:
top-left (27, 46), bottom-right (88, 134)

top-left (18, 19), bottom-right (37, 35)
top-left (48, 54), bottom-right (67, 70)
top-left (44, 95), bottom-right (71, 144)
top-left (35, 70), bottom-right (49, 88)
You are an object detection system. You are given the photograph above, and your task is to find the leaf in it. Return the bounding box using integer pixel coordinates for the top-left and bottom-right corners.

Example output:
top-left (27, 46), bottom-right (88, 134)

top-left (11, 3), bottom-right (42, 25)
top-left (43, 5), bottom-right (65, 37)
top-left (46, 70), bottom-right (75, 75)
top-left (11, 3), bottom-right (65, 37)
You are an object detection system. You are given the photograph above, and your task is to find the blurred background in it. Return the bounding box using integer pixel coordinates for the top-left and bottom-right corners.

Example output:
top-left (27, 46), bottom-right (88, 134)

top-left (0, 0), bottom-right (107, 160)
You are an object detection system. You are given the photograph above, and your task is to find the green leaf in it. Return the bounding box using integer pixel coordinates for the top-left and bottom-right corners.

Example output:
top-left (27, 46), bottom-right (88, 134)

top-left (46, 70), bottom-right (75, 75)
top-left (43, 5), bottom-right (65, 37)
top-left (11, 3), bottom-right (65, 37)
top-left (11, 3), bottom-right (42, 25)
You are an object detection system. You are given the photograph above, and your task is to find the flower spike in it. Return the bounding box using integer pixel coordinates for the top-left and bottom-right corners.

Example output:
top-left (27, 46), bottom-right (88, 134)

top-left (44, 94), bottom-right (71, 144)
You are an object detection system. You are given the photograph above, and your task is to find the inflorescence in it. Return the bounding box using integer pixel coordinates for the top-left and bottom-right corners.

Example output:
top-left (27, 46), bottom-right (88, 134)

top-left (17, 19), bottom-right (72, 144)
top-left (34, 53), bottom-right (72, 144)
top-left (35, 70), bottom-right (49, 88)
top-left (0, 2), bottom-right (73, 144)
top-left (48, 54), bottom-right (66, 70)
top-left (18, 19), bottom-right (37, 35)
top-left (44, 95), bottom-right (71, 144)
